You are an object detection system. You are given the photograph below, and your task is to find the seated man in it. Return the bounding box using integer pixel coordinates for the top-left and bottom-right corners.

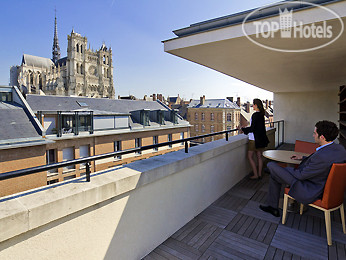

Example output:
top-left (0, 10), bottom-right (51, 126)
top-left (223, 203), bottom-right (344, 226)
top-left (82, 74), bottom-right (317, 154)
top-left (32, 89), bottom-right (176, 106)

top-left (260, 120), bottom-right (346, 217)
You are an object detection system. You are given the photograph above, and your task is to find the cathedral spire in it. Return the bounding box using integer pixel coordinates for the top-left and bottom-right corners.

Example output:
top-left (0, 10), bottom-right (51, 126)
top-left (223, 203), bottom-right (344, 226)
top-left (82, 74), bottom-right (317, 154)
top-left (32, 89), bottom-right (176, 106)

top-left (52, 9), bottom-right (61, 64)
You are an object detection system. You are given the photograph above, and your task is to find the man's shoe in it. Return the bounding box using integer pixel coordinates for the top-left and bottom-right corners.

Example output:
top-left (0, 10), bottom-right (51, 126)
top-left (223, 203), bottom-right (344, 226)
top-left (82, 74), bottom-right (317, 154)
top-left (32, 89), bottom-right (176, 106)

top-left (259, 205), bottom-right (280, 217)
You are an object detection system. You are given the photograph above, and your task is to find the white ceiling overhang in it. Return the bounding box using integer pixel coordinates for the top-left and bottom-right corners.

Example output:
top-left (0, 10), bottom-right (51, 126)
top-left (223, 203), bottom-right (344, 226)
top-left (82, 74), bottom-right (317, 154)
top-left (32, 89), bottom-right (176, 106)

top-left (163, 1), bottom-right (346, 93)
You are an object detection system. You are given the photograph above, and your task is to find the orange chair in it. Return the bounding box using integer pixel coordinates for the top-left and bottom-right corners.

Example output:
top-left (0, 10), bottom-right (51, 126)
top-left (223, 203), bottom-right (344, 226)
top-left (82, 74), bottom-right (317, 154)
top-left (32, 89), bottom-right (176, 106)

top-left (282, 163), bottom-right (346, 246)
top-left (294, 140), bottom-right (319, 154)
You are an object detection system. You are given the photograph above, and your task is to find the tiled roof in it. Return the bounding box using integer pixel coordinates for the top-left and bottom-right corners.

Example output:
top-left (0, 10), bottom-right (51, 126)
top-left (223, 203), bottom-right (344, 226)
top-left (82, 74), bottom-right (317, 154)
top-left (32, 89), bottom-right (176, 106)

top-left (0, 102), bottom-right (40, 141)
top-left (188, 99), bottom-right (240, 109)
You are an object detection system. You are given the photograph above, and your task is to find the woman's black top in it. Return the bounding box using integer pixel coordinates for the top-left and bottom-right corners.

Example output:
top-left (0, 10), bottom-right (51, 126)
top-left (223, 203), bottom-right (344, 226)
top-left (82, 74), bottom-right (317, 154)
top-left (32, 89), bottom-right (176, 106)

top-left (242, 112), bottom-right (269, 148)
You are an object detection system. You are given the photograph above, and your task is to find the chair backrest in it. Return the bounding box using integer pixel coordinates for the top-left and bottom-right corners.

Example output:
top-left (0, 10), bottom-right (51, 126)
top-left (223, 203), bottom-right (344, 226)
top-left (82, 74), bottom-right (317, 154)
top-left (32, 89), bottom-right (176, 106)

top-left (321, 163), bottom-right (346, 209)
top-left (295, 140), bottom-right (319, 154)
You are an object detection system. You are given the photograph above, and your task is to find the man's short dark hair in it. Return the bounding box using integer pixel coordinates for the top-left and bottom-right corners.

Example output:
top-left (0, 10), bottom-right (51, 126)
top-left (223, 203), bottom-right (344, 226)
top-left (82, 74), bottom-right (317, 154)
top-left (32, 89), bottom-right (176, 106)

top-left (315, 120), bottom-right (339, 141)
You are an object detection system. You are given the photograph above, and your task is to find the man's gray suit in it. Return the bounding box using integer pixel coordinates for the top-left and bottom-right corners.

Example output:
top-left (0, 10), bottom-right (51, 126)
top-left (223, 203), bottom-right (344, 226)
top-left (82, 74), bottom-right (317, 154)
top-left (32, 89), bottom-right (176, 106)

top-left (267, 143), bottom-right (346, 208)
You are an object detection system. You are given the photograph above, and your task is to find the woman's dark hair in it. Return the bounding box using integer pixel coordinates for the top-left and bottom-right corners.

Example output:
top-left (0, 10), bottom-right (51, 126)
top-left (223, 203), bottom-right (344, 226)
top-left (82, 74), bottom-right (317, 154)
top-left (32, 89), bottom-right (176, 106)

top-left (253, 98), bottom-right (265, 115)
top-left (315, 120), bottom-right (339, 141)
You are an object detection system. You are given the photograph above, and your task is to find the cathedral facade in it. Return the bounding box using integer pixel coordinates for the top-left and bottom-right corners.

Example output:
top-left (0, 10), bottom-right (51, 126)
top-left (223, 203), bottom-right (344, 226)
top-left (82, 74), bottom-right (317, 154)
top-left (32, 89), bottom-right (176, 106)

top-left (10, 15), bottom-right (115, 99)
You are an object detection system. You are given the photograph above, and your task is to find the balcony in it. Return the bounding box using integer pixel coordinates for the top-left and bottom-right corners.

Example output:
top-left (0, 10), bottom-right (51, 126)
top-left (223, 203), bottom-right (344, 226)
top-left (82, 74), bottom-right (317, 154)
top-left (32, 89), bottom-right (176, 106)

top-left (0, 126), bottom-right (345, 259)
top-left (144, 162), bottom-right (346, 259)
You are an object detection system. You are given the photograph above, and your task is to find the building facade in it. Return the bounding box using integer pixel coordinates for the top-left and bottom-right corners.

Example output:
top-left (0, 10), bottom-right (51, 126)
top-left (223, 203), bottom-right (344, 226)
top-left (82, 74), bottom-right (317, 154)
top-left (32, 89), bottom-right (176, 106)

top-left (10, 15), bottom-right (114, 99)
top-left (187, 96), bottom-right (241, 143)
top-left (0, 86), bottom-right (190, 197)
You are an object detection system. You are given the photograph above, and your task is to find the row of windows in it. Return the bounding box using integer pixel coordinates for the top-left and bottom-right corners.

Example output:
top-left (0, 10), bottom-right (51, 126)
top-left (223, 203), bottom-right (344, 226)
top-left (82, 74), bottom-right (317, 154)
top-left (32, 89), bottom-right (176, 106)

top-left (194, 125), bottom-right (215, 132)
top-left (46, 132), bottom-right (185, 172)
top-left (194, 124), bottom-right (235, 133)
top-left (194, 112), bottom-right (239, 122)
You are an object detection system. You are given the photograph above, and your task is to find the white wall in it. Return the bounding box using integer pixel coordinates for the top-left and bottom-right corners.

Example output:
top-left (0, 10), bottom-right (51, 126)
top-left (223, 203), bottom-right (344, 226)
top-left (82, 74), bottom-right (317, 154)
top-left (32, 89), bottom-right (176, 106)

top-left (274, 90), bottom-right (338, 144)
top-left (0, 135), bottom-right (250, 260)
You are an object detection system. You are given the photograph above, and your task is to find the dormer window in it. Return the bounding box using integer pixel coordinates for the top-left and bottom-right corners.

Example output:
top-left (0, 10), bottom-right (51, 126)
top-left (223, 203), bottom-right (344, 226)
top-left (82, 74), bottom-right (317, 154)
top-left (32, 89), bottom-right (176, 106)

top-left (157, 110), bottom-right (165, 125)
top-left (140, 110), bottom-right (150, 126)
top-left (171, 110), bottom-right (178, 124)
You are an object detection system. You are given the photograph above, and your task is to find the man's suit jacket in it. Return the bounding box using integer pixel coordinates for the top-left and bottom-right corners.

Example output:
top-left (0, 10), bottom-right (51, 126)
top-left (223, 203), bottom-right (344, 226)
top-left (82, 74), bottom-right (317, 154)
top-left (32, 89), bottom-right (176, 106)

top-left (288, 142), bottom-right (346, 204)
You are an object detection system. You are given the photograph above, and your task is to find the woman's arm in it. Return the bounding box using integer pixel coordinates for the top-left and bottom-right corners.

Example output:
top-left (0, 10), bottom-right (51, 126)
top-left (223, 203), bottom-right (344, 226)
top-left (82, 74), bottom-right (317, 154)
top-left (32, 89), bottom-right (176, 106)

top-left (242, 113), bottom-right (259, 135)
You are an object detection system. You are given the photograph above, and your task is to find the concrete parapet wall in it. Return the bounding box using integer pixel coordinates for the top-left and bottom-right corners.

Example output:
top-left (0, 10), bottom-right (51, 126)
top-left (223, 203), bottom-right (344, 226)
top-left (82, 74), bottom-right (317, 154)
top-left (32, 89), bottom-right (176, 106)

top-left (0, 135), bottom-right (250, 260)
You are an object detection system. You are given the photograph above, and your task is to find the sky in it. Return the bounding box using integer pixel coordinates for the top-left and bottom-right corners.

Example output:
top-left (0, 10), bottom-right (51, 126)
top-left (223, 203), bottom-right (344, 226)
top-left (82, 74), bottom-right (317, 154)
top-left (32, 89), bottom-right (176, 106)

top-left (0, 0), bottom-right (276, 102)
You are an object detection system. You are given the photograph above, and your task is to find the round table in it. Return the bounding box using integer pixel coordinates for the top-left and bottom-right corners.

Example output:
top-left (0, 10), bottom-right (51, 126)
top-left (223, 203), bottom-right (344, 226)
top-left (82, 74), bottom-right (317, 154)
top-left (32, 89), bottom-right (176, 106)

top-left (263, 150), bottom-right (310, 212)
top-left (263, 150), bottom-right (310, 165)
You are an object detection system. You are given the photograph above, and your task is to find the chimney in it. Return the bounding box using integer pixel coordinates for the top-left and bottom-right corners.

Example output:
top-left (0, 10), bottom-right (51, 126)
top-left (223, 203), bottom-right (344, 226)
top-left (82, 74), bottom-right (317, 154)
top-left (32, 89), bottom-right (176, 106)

top-left (246, 101), bottom-right (250, 113)
top-left (237, 97), bottom-right (241, 107)
top-left (157, 94), bottom-right (163, 101)
top-left (200, 95), bottom-right (205, 105)
top-left (153, 94), bottom-right (157, 101)
top-left (265, 99), bottom-right (268, 109)
top-left (143, 95), bottom-right (147, 101)
top-left (227, 97), bottom-right (233, 102)
top-left (118, 95), bottom-right (121, 99)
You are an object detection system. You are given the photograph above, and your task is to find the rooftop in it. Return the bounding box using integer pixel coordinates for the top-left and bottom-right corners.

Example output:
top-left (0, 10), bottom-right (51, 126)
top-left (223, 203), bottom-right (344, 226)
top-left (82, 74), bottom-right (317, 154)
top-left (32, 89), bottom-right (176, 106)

top-left (26, 94), bottom-right (166, 114)
top-left (0, 102), bottom-right (40, 141)
top-left (188, 99), bottom-right (240, 109)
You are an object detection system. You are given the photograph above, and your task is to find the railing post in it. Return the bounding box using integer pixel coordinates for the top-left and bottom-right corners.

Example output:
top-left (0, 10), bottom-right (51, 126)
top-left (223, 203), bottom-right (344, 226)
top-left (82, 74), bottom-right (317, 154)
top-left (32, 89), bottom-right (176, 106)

top-left (185, 141), bottom-right (188, 153)
top-left (86, 161), bottom-right (90, 182)
top-left (226, 132), bottom-right (228, 141)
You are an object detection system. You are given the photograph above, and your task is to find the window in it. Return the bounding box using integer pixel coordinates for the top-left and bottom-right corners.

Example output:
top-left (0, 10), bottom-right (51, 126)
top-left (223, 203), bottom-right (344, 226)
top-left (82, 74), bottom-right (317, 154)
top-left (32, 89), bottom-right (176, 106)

top-left (46, 149), bottom-right (57, 173)
top-left (62, 115), bottom-right (74, 133)
top-left (227, 113), bottom-right (232, 122)
top-left (168, 134), bottom-right (172, 148)
top-left (210, 113), bottom-right (214, 121)
top-left (80, 45), bottom-right (83, 53)
top-left (135, 138), bottom-right (142, 154)
top-left (114, 141), bottom-right (122, 159)
top-left (201, 113), bottom-right (205, 121)
top-left (103, 55), bottom-right (106, 64)
top-left (195, 124), bottom-right (199, 132)
top-left (227, 126), bottom-right (232, 131)
top-left (141, 110), bottom-right (150, 126)
top-left (157, 110), bottom-right (165, 125)
top-left (79, 115), bottom-right (91, 131)
top-left (76, 44), bottom-right (79, 52)
top-left (81, 64), bottom-right (84, 75)
top-left (153, 136), bottom-right (158, 151)
top-left (0, 92), bottom-right (12, 102)
top-left (211, 125), bottom-right (215, 133)
top-left (194, 112), bottom-right (198, 120)
top-left (79, 145), bottom-right (89, 168)
top-left (77, 63), bottom-right (80, 74)
top-left (180, 132), bottom-right (184, 145)
top-left (63, 147), bottom-right (74, 171)
top-left (47, 179), bottom-right (58, 185)
top-left (201, 124), bottom-right (205, 132)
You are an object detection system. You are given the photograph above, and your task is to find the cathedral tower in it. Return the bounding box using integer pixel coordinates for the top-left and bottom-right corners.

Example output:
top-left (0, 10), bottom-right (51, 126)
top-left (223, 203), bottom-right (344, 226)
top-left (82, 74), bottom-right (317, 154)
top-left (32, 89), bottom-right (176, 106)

top-left (52, 10), bottom-right (61, 63)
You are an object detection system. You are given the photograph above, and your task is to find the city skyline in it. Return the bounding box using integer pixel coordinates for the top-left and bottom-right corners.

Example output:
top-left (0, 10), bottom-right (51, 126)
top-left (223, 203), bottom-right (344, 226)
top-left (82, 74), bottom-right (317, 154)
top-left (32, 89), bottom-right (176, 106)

top-left (0, 0), bottom-right (275, 102)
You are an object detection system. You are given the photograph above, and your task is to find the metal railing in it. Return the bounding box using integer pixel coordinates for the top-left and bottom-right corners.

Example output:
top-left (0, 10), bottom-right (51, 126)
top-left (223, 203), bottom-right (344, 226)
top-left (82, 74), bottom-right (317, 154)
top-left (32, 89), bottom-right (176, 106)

top-left (0, 121), bottom-right (284, 183)
top-left (268, 120), bottom-right (285, 148)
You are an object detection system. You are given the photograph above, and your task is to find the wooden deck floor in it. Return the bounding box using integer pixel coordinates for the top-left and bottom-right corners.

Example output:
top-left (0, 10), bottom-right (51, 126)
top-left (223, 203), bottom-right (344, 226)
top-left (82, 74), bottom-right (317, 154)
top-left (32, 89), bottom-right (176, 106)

top-left (143, 173), bottom-right (346, 260)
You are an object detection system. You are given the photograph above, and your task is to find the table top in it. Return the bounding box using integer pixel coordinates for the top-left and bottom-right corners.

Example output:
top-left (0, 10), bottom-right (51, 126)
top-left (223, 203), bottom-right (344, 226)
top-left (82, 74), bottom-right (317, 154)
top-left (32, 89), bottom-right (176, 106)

top-left (263, 150), bottom-right (310, 165)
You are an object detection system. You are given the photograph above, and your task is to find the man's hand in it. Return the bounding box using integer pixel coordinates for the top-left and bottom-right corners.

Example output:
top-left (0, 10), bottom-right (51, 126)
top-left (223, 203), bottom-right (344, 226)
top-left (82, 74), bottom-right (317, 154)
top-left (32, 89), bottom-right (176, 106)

top-left (291, 154), bottom-right (303, 160)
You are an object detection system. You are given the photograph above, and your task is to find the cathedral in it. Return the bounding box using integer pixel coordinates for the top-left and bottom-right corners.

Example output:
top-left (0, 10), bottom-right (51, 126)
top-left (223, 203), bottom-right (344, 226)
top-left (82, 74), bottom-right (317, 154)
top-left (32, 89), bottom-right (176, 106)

top-left (10, 14), bottom-right (115, 99)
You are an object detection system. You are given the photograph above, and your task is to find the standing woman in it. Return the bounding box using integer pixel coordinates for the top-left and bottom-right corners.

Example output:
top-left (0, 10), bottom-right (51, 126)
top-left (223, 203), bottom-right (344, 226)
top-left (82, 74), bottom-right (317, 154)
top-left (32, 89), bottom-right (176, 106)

top-left (240, 99), bottom-right (269, 179)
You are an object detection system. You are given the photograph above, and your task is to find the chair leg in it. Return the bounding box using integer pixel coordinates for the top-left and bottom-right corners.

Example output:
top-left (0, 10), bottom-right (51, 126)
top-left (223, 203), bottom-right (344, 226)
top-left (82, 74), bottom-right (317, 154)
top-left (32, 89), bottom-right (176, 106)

top-left (340, 204), bottom-right (346, 234)
top-left (324, 210), bottom-right (332, 246)
top-left (282, 194), bottom-right (288, 224)
top-left (300, 204), bottom-right (304, 215)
